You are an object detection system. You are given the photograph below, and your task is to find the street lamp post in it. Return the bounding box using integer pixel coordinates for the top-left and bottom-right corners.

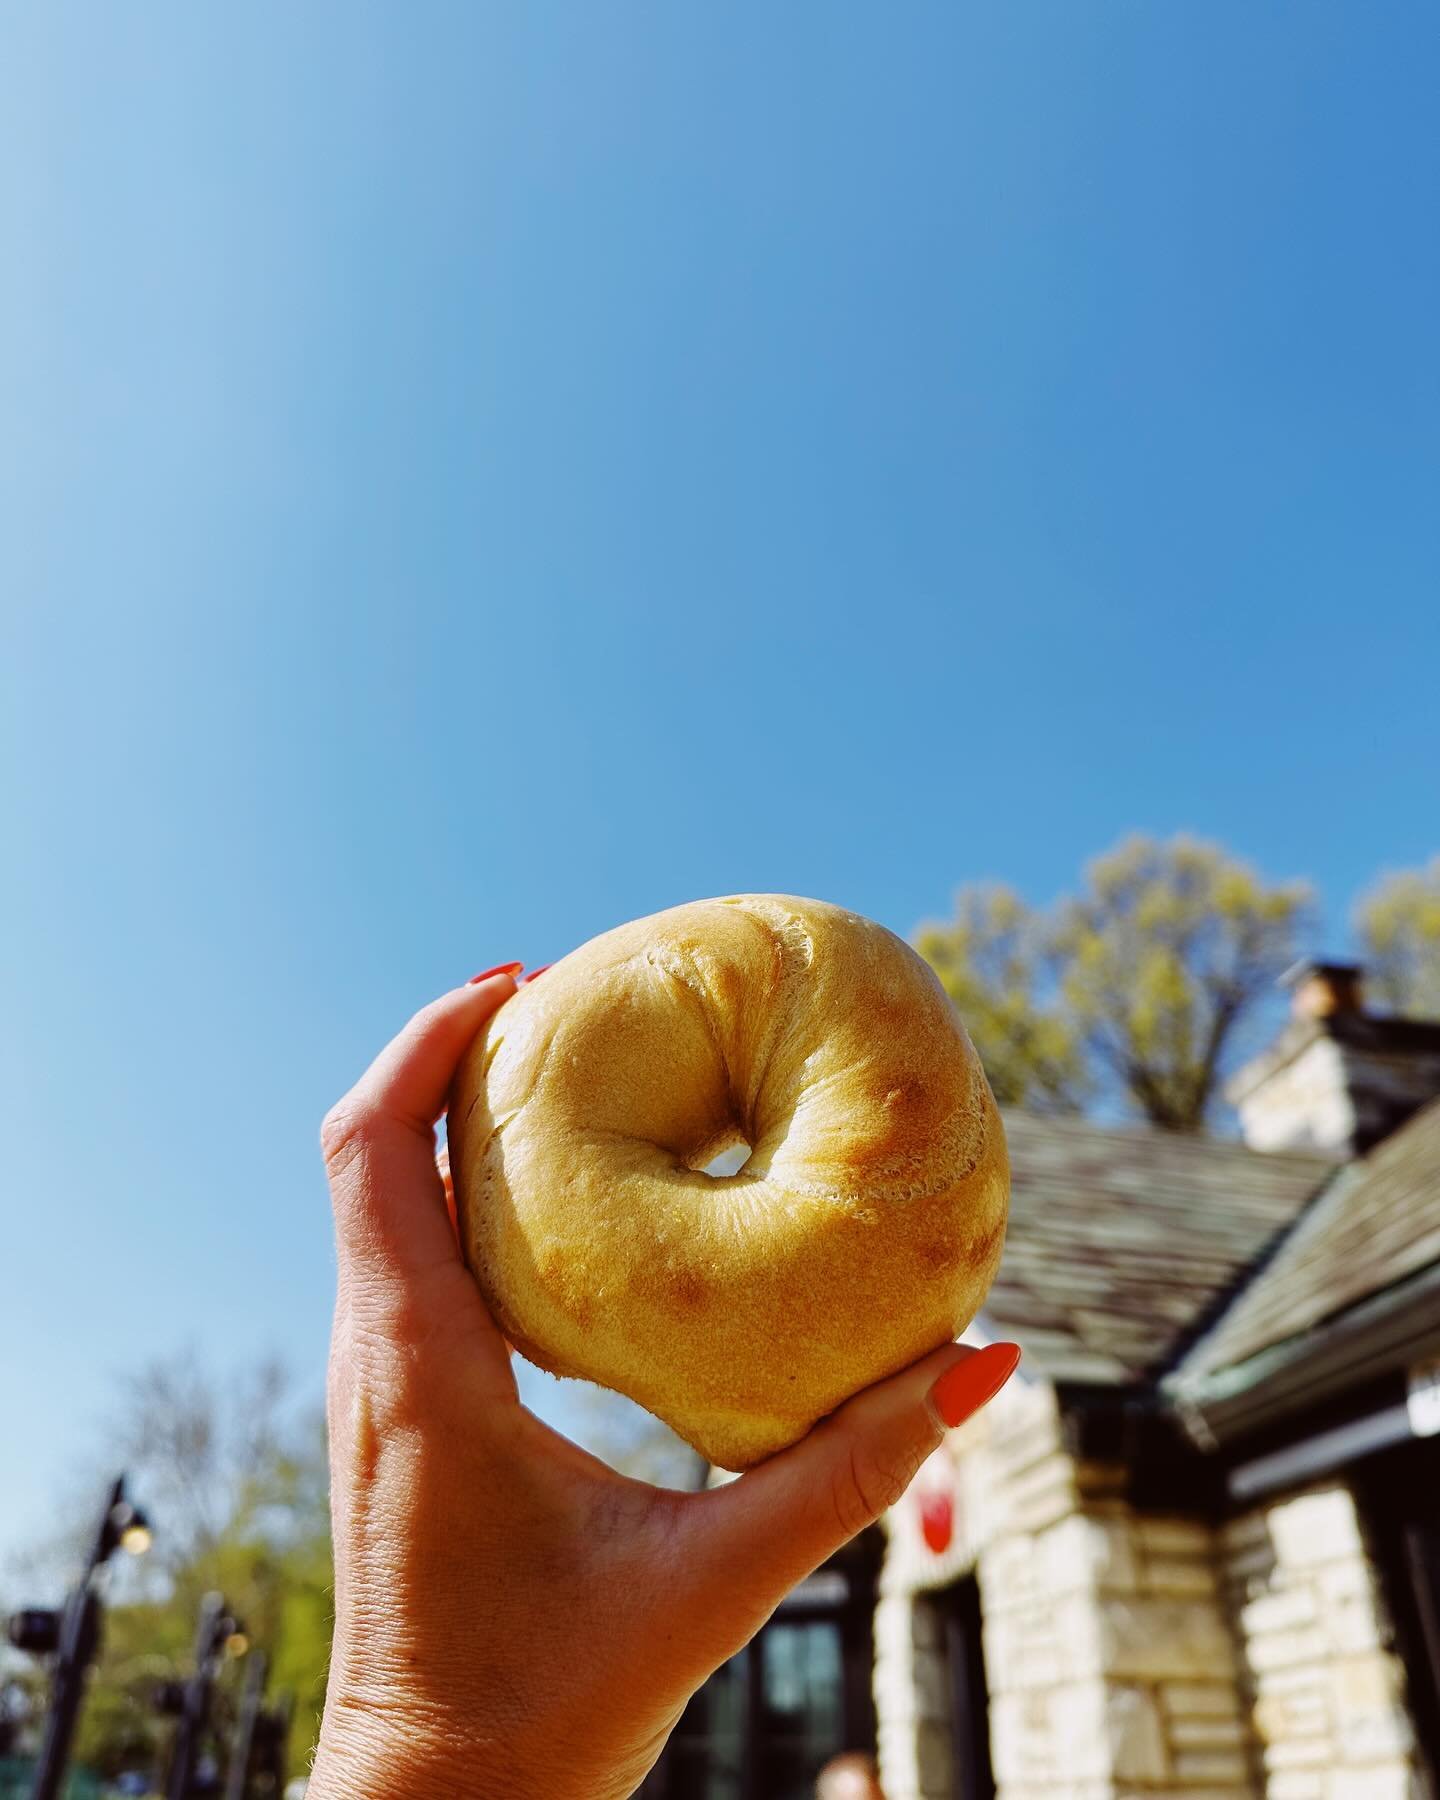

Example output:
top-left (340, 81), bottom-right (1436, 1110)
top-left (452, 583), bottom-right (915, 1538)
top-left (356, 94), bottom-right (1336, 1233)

top-left (220, 1652), bottom-right (289, 1800)
top-left (5, 1474), bottom-right (153, 1800)
top-left (254, 1692), bottom-right (291, 1798)
top-left (221, 1647), bottom-right (267, 1800)
top-left (162, 1591), bottom-right (245, 1800)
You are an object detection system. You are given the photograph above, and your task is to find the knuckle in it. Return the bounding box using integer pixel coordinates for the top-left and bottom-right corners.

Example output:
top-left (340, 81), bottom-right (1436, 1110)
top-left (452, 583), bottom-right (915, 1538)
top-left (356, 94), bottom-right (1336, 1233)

top-left (320, 1098), bottom-right (373, 1176)
top-left (830, 1439), bottom-right (925, 1540)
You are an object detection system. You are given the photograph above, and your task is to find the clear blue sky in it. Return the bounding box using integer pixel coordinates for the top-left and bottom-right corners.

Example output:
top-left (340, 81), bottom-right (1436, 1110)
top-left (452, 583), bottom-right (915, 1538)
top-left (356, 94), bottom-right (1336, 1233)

top-left (3, 3), bottom-right (1438, 1567)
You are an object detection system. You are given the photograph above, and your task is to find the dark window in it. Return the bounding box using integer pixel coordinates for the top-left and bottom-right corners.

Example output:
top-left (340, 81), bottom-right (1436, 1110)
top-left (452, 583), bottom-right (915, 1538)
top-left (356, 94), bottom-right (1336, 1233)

top-left (944, 1577), bottom-right (996, 1800)
top-left (918, 1576), bottom-right (995, 1800)
top-left (642, 1531), bottom-right (879, 1800)
top-left (1357, 1436), bottom-right (1440, 1789)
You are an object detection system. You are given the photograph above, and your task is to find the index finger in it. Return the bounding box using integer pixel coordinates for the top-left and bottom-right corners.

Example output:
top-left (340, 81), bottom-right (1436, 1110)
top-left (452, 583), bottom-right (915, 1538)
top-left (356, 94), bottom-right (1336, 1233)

top-left (321, 972), bottom-right (517, 1281)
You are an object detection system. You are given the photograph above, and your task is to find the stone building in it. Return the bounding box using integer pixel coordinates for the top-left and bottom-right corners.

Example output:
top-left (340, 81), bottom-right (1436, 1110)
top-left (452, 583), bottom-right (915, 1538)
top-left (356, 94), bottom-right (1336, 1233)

top-left (645, 965), bottom-right (1440, 1800)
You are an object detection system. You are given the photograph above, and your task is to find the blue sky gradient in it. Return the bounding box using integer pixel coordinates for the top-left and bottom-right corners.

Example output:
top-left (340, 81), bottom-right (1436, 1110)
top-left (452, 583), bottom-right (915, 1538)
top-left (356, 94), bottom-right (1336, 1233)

top-left (3, 3), bottom-right (1438, 1563)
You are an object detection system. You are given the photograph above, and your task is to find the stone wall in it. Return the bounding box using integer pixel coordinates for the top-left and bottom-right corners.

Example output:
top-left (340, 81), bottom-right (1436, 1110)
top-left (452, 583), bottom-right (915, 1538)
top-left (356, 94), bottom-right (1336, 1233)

top-left (1222, 1486), bottom-right (1432, 1800)
top-left (980, 1496), bottom-right (1250, 1798)
top-left (875, 1376), bottom-right (1254, 1799)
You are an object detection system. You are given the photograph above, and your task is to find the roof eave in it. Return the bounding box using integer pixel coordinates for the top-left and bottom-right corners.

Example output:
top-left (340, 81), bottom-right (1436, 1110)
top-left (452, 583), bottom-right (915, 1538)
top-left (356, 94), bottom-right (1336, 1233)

top-left (1163, 1258), bottom-right (1440, 1447)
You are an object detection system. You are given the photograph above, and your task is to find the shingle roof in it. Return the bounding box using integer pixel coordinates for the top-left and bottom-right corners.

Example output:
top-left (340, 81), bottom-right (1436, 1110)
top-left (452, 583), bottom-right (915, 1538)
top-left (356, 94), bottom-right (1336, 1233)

top-left (1178, 1095), bottom-right (1440, 1379)
top-left (982, 1112), bottom-right (1334, 1386)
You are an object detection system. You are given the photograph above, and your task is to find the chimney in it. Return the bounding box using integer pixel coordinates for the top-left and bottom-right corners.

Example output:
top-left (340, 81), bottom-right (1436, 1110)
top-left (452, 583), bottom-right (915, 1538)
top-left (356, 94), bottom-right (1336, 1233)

top-left (1228, 960), bottom-right (1440, 1157)
top-left (1286, 960), bottom-right (1365, 1022)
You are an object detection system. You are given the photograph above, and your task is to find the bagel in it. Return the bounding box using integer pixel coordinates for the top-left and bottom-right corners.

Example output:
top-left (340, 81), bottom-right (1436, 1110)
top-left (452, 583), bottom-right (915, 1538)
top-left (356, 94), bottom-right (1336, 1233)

top-left (448, 894), bottom-right (1009, 1470)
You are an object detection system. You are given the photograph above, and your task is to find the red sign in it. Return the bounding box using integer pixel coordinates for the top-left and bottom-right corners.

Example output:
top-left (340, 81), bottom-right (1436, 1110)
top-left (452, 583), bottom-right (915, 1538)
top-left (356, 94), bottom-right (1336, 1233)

top-left (919, 1489), bottom-right (954, 1555)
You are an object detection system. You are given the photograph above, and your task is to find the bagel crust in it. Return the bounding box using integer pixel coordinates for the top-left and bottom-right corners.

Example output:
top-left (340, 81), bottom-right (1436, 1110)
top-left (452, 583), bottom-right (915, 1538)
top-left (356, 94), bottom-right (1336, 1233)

top-left (449, 895), bottom-right (1009, 1470)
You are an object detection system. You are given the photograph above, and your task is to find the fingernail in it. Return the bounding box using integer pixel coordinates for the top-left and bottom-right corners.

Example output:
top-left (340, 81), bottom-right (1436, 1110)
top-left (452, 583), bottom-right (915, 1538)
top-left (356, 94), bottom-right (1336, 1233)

top-left (468, 963), bottom-right (523, 985)
top-left (523, 964), bottom-right (553, 984)
top-left (930, 1342), bottom-right (1020, 1430)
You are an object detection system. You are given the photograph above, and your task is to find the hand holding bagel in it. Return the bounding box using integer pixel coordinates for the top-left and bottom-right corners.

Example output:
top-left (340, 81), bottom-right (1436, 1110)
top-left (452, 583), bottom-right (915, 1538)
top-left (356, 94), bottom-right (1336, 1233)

top-left (309, 905), bottom-right (1016, 1800)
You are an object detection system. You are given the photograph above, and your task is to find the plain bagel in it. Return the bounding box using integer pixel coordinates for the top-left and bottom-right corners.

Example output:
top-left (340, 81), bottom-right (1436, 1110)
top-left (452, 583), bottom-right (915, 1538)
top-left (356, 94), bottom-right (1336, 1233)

top-left (448, 894), bottom-right (1009, 1470)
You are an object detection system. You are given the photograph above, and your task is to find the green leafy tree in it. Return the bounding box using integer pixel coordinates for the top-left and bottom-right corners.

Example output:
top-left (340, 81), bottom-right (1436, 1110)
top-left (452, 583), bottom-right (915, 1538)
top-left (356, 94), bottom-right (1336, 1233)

top-left (917, 836), bottom-right (1312, 1132)
top-left (914, 886), bottom-right (1087, 1110)
top-left (1054, 836), bottom-right (1312, 1131)
top-left (23, 1355), bottom-right (337, 1783)
top-left (1357, 857), bottom-right (1440, 1018)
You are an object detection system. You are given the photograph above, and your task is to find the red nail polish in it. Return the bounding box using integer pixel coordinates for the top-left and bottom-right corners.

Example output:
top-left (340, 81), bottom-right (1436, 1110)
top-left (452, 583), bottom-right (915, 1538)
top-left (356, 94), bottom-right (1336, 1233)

top-left (931, 1342), bottom-right (1020, 1429)
top-left (468, 962), bottom-right (523, 985)
top-left (523, 964), bottom-right (553, 983)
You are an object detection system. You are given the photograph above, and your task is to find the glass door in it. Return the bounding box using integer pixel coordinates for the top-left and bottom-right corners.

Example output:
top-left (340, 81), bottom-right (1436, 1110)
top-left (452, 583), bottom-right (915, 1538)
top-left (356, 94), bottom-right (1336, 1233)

top-left (641, 1530), bottom-right (880, 1798)
top-left (751, 1620), bottom-right (845, 1800)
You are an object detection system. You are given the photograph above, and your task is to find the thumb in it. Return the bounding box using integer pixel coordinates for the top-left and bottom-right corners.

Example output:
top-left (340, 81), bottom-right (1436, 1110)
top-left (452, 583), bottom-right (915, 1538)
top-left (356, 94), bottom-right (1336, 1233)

top-left (688, 1340), bottom-right (1020, 1637)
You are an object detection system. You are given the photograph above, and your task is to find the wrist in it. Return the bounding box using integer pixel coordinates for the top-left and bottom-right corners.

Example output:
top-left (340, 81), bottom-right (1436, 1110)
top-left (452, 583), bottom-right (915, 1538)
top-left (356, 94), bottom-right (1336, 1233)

top-left (310, 1710), bottom-right (522, 1800)
top-left (308, 1681), bottom-right (611, 1800)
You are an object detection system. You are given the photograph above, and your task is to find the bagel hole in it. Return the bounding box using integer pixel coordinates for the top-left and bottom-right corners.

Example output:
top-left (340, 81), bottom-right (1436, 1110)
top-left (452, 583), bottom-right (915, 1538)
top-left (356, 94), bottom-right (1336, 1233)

top-left (696, 1138), bottom-right (753, 1178)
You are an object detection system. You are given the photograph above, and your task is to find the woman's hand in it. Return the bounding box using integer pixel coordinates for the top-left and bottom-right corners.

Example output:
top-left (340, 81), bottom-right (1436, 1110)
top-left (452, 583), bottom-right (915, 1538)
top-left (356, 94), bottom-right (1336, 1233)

top-left (308, 973), bottom-right (1019, 1800)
